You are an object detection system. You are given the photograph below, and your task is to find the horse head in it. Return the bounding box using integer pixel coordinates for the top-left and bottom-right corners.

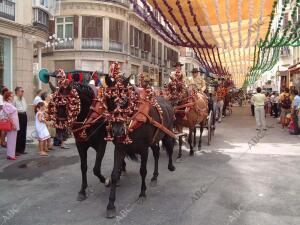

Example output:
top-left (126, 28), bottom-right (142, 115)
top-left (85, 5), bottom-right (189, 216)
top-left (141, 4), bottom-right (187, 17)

top-left (104, 62), bottom-right (136, 143)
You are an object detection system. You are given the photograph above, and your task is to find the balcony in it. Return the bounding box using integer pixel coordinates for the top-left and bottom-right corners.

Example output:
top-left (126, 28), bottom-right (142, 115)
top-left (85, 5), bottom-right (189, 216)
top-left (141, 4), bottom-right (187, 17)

top-left (280, 46), bottom-right (291, 57)
top-left (55, 39), bottom-right (74, 50)
top-left (131, 46), bottom-right (139, 57)
top-left (141, 51), bottom-right (148, 60)
top-left (0, 0), bottom-right (15, 21)
top-left (81, 38), bottom-right (103, 50)
top-left (33, 8), bottom-right (49, 30)
top-left (109, 41), bottom-right (123, 52)
top-left (99, 0), bottom-right (130, 7)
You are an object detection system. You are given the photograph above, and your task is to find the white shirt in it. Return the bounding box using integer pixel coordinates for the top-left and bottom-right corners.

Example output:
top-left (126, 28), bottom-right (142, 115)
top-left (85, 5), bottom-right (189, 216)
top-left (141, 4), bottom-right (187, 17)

top-left (270, 94), bottom-right (275, 103)
top-left (0, 95), bottom-right (3, 106)
top-left (33, 96), bottom-right (43, 105)
top-left (252, 93), bottom-right (266, 107)
top-left (13, 96), bottom-right (28, 113)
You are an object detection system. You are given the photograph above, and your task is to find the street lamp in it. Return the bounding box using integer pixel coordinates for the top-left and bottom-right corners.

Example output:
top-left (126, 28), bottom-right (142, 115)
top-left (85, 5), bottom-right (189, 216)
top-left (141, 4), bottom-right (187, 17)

top-left (42, 33), bottom-right (73, 49)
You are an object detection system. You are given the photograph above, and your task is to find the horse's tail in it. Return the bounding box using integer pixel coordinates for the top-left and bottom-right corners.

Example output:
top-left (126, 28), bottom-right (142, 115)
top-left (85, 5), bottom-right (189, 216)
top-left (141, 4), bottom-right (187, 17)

top-left (126, 152), bottom-right (139, 161)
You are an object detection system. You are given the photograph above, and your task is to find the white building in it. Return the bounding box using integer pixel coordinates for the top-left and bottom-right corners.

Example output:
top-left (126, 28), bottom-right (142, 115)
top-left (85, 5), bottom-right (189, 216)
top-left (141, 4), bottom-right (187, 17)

top-left (42, 0), bottom-right (180, 87)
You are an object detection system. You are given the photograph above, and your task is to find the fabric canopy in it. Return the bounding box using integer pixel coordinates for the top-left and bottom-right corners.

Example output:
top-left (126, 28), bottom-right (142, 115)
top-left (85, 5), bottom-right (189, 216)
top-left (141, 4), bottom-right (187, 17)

top-left (135, 0), bottom-right (275, 87)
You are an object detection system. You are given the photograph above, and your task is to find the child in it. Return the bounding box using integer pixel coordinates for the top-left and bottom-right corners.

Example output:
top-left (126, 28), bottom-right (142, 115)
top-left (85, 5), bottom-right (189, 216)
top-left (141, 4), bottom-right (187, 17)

top-left (41, 92), bottom-right (54, 150)
top-left (35, 102), bottom-right (50, 156)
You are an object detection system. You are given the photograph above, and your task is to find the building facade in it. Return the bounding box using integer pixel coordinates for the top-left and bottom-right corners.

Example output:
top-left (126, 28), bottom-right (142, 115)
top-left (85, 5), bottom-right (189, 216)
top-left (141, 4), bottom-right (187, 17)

top-left (179, 47), bottom-right (201, 77)
top-left (0, 0), bottom-right (52, 117)
top-left (254, 0), bottom-right (300, 92)
top-left (42, 0), bottom-right (180, 87)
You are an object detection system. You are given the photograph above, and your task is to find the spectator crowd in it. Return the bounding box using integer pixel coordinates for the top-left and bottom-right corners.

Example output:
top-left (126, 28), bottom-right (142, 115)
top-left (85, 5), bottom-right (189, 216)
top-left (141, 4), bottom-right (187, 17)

top-left (0, 86), bottom-right (69, 160)
top-left (251, 87), bottom-right (300, 135)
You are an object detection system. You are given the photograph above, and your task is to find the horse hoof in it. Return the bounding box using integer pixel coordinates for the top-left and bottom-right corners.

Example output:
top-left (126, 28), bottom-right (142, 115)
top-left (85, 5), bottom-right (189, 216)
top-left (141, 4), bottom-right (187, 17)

top-left (137, 196), bottom-right (146, 205)
top-left (176, 158), bottom-right (183, 163)
top-left (77, 192), bottom-right (87, 201)
top-left (168, 165), bottom-right (176, 171)
top-left (150, 179), bottom-right (157, 187)
top-left (106, 208), bottom-right (116, 218)
top-left (189, 151), bottom-right (194, 156)
top-left (105, 178), bottom-right (111, 187)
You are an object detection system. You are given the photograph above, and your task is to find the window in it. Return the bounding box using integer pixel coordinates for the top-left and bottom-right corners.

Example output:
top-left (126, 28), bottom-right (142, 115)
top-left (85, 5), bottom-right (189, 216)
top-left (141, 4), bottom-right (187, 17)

top-left (40, 0), bottom-right (48, 7)
top-left (151, 38), bottom-right (156, 57)
top-left (34, 8), bottom-right (49, 27)
top-left (0, 36), bottom-right (12, 89)
top-left (158, 42), bottom-right (162, 61)
top-left (109, 18), bottom-right (123, 43)
top-left (130, 25), bottom-right (134, 46)
top-left (283, 13), bottom-right (289, 28)
top-left (82, 16), bottom-right (103, 39)
top-left (56, 17), bottom-right (74, 39)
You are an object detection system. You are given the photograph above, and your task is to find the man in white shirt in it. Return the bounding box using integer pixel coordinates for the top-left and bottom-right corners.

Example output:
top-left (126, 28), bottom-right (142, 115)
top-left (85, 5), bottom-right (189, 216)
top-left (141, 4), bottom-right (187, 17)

top-left (270, 92), bottom-right (275, 116)
top-left (251, 87), bottom-right (267, 130)
top-left (13, 86), bottom-right (28, 155)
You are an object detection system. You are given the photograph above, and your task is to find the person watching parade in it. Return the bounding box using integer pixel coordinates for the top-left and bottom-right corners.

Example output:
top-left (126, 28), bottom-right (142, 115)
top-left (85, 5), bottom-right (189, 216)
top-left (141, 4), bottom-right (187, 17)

top-left (216, 82), bottom-right (227, 122)
top-left (187, 68), bottom-right (206, 93)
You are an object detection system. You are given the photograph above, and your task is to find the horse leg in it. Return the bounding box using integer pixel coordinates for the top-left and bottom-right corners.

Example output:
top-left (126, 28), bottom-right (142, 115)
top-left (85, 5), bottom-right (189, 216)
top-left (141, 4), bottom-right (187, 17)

top-left (92, 141), bottom-right (109, 185)
top-left (150, 144), bottom-right (160, 187)
top-left (106, 146), bottom-right (125, 218)
top-left (199, 123), bottom-right (204, 149)
top-left (137, 148), bottom-right (148, 204)
top-left (193, 126), bottom-right (197, 147)
top-left (162, 136), bottom-right (176, 171)
top-left (177, 136), bottom-right (183, 160)
top-left (121, 159), bottom-right (127, 173)
top-left (77, 144), bottom-right (89, 201)
top-left (188, 129), bottom-right (194, 156)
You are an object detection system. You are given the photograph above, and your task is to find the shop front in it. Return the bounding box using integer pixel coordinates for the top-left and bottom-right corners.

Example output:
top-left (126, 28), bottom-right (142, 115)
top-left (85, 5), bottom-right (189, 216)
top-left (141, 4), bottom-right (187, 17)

top-left (288, 63), bottom-right (300, 92)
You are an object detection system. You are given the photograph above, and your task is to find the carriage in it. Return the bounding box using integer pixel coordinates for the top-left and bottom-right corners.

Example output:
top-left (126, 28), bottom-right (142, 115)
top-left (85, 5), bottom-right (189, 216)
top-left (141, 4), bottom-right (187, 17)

top-left (40, 63), bottom-right (215, 217)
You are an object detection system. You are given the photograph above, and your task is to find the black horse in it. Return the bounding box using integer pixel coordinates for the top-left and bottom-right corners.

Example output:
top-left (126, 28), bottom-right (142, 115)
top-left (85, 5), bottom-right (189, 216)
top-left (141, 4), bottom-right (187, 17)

top-left (105, 78), bottom-right (176, 218)
top-left (69, 83), bottom-right (109, 201)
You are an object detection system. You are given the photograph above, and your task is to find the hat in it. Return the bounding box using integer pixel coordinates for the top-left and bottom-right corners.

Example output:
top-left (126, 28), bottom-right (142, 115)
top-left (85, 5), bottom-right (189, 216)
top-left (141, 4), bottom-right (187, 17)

top-left (173, 62), bottom-right (184, 67)
top-left (191, 68), bottom-right (200, 73)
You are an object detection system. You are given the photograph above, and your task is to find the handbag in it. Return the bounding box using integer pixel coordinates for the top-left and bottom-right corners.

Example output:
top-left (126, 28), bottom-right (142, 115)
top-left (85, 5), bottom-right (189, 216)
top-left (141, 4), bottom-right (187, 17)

top-left (0, 109), bottom-right (13, 131)
top-left (0, 118), bottom-right (13, 131)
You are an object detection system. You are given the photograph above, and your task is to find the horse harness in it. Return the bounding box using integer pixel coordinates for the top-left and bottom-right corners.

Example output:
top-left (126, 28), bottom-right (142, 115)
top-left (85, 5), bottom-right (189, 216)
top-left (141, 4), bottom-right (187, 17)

top-left (72, 87), bottom-right (176, 144)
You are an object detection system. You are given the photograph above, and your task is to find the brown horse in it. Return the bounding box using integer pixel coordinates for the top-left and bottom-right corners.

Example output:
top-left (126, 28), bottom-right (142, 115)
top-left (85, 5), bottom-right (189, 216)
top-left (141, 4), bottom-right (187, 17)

top-left (172, 90), bottom-right (208, 159)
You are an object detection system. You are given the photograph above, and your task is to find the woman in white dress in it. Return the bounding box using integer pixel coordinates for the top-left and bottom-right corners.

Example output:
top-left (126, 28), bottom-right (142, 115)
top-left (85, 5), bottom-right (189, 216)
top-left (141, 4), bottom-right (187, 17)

top-left (35, 102), bottom-right (50, 156)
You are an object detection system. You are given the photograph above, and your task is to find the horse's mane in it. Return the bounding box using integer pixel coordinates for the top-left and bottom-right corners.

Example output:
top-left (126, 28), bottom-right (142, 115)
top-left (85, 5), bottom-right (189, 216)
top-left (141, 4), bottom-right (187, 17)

top-left (73, 82), bottom-right (95, 122)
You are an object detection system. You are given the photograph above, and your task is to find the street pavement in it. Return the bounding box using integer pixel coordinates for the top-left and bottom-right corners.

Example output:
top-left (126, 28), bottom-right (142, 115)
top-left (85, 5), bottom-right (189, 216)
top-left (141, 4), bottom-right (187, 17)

top-left (0, 106), bottom-right (300, 225)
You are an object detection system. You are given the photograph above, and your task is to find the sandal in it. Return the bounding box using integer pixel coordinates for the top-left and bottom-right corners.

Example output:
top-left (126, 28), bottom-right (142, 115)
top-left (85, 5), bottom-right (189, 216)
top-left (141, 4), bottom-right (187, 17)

top-left (39, 152), bottom-right (48, 156)
top-left (60, 146), bottom-right (70, 149)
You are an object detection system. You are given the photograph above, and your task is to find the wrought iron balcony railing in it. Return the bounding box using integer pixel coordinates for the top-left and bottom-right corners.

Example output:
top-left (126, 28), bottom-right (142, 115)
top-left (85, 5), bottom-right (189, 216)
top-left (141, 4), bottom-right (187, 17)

top-left (33, 8), bottom-right (49, 30)
top-left (81, 38), bottom-right (103, 49)
top-left (109, 41), bottom-right (123, 52)
top-left (55, 39), bottom-right (74, 50)
top-left (0, 0), bottom-right (15, 21)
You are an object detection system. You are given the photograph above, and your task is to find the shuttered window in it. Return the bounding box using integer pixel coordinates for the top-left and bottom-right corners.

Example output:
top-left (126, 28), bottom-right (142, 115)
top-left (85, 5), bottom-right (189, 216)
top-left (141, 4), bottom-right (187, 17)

top-left (109, 18), bottom-right (123, 43)
top-left (82, 16), bottom-right (103, 39)
top-left (151, 38), bottom-right (156, 57)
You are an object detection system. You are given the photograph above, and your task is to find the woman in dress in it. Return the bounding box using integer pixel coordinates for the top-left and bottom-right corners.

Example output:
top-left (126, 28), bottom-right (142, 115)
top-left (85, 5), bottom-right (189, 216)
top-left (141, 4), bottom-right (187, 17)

top-left (35, 102), bottom-right (50, 156)
top-left (3, 91), bottom-right (19, 160)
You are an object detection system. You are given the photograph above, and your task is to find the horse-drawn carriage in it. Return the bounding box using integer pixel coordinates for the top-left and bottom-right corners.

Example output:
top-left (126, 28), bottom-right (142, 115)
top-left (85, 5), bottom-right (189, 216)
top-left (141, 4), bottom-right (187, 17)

top-left (40, 62), bottom-right (215, 217)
